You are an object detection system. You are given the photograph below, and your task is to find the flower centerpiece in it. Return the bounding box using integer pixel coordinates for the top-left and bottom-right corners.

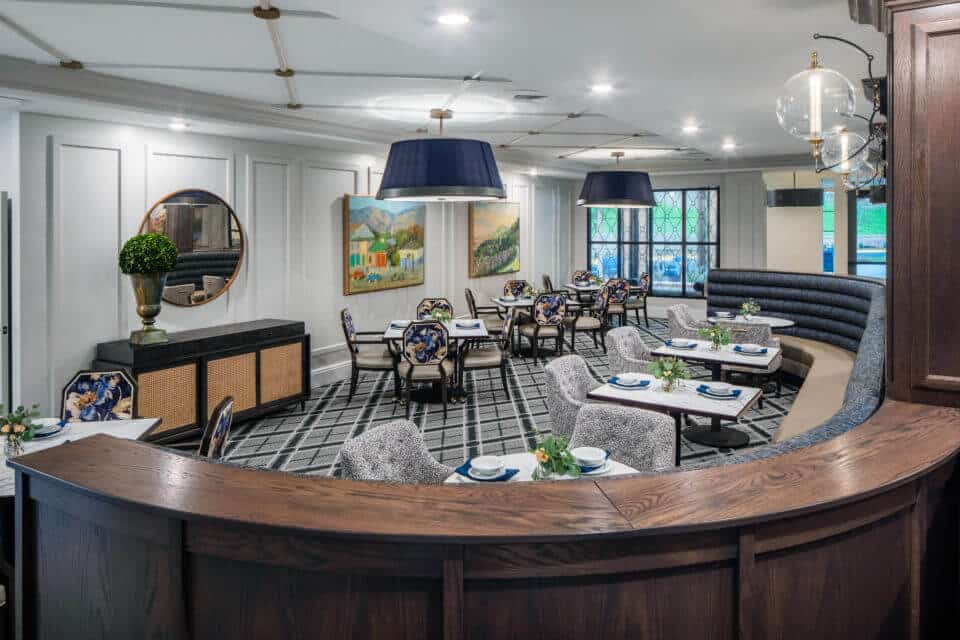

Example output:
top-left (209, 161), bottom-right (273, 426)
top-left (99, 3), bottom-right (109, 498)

top-left (119, 232), bottom-right (179, 345)
top-left (531, 432), bottom-right (581, 480)
top-left (588, 273), bottom-right (602, 285)
top-left (698, 325), bottom-right (732, 351)
top-left (650, 357), bottom-right (690, 392)
top-left (740, 299), bottom-right (761, 320)
top-left (0, 404), bottom-right (41, 458)
top-left (430, 307), bottom-right (453, 323)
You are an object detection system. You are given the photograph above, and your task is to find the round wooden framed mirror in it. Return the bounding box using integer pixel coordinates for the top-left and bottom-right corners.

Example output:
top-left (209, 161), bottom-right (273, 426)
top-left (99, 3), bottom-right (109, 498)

top-left (139, 189), bottom-right (244, 307)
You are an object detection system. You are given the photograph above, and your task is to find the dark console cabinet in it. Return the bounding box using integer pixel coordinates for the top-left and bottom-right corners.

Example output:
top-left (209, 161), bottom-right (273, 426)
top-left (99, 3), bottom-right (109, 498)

top-left (95, 319), bottom-right (310, 441)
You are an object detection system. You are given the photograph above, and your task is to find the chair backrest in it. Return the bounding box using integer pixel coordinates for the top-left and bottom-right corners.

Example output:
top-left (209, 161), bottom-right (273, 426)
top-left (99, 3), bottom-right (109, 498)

top-left (340, 308), bottom-right (358, 352)
top-left (605, 326), bottom-right (653, 370)
top-left (593, 285), bottom-right (612, 316)
top-left (571, 404), bottom-right (675, 472)
top-left (667, 304), bottom-right (697, 329)
top-left (542, 274), bottom-right (554, 292)
top-left (403, 321), bottom-right (449, 365)
top-left (632, 273), bottom-right (651, 296)
top-left (464, 288), bottom-right (479, 317)
top-left (533, 293), bottom-right (566, 326)
top-left (572, 270), bottom-right (592, 284)
top-left (606, 278), bottom-right (630, 303)
top-left (717, 320), bottom-right (775, 346)
top-left (198, 396), bottom-right (234, 460)
top-left (163, 283), bottom-right (195, 305)
top-left (416, 298), bottom-right (454, 320)
top-left (203, 275), bottom-right (227, 297)
top-left (543, 355), bottom-right (599, 438)
top-left (61, 370), bottom-right (136, 422)
top-left (340, 420), bottom-right (452, 484)
top-left (503, 280), bottom-right (529, 297)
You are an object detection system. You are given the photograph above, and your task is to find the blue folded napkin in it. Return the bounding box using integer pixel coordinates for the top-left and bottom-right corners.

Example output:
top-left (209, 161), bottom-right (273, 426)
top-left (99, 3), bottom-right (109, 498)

top-left (608, 375), bottom-right (650, 389)
top-left (665, 340), bottom-right (697, 349)
top-left (696, 384), bottom-right (742, 398)
top-left (390, 321), bottom-right (410, 329)
top-left (455, 320), bottom-right (481, 329)
top-left (578, 450), bottom-right (611, 473)
top-left (455, 460), bottom-right (520, 482)
top-left (733, 345), bottom-right (768, 355)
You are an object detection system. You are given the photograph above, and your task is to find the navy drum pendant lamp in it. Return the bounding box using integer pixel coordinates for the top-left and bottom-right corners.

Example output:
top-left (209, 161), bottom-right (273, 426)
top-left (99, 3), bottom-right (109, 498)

top-left (577, 151), bottom-right (655, 208)
top-left (376, 109), bottom-right (506, 202)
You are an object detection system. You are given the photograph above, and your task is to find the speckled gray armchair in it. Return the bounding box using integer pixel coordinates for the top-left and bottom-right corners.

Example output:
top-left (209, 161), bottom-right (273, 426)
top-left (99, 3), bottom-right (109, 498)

top-left (571, 404), bottom-right (675, 472)
top-left (544, 355), bottom-right (601, 438)
top-left (667, 304), bottom-right (710, 340)
top-left (340, 420), bottom-right (452, 484)
top-left (605, 326), bottom-right (653, 375)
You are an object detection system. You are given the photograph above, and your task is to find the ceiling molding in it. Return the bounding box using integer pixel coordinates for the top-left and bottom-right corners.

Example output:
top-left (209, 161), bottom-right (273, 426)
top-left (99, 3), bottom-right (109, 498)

top-left (0, 54), bottom-right (394, 145)
top-left (16, 0), bottom-right (338, 20)
top-left (848, 0), bottom-right (888, 32)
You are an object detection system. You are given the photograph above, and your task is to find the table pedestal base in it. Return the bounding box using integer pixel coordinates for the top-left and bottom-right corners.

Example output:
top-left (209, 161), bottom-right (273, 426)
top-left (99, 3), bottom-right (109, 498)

top-left (683, 424), bottom-right (750, 449)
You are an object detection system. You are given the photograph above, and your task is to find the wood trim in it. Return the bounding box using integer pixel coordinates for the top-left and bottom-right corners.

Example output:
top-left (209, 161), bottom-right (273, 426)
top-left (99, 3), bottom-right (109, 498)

top-left (737, 528), bottom-right (756, 640)
top-left (443, 546), bottom-right (464, 640)
top-left (14, 472), bottom-right (33, 640)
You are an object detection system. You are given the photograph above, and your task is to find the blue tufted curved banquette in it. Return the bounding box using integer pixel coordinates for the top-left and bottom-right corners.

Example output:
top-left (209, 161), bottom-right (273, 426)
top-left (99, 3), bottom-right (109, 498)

top-left (684, 269), bottom-right (887, 469)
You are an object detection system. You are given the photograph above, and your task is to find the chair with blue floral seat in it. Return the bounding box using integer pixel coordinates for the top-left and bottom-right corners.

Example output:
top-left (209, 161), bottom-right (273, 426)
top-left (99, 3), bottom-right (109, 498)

top-left (625, 272), bottom-right (651, 327)
top-left (60, 370), bottom-right (136, 422)
top-left (416, 298), bottom-right (454, 320)
top-left (605, 278), bottom-right (630, 326)
top-left (341, 308), bottom-right (398, 402)
top-left (400, 321), bottom-right (454, 419)
top-left (198, 396), bottom-right (234, 460)
top-left (502, 280), bottom-right (529, 298)
top-left (340, 419), bottom-right (452, 484)
top-left (564, 284), bottom-right (611, 352)
top-left (518, 293), bottom-right (566, 359)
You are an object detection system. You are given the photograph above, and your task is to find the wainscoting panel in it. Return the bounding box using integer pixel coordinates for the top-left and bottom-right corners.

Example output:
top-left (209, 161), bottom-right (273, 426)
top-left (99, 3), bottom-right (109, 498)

top-left (246, 156), bottom-right (291, 320)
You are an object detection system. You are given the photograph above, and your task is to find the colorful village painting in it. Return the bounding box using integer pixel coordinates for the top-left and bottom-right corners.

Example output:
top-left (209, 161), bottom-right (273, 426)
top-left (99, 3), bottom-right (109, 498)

top-left (342, 195), bottom-right (426, 295)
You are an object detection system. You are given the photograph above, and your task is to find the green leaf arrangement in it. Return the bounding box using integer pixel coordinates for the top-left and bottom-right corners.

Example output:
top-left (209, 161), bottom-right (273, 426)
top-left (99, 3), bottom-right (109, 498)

top-left (698, 325), bottom-right (732, 350)
top-left (118, 233), bottom-right (179, 275)
top-left (430, 308), bottom-right (453, 323)
top-left (0, 404), bottom-right (41, 443)
top-left (530, 431), bottom-right (581, 480)
top-left (649, 357), bottom-right (690, 390)
top-left (740, 299), bottom-right (762, 317)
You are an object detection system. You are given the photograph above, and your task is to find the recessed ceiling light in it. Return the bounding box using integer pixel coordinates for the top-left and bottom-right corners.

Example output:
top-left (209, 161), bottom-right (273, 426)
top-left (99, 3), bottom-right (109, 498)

top-left (722, 140), bottom-right (737, 151)
top-left (437, 13), bottom-right (469, 26)
top-left (682, 123), bottom-right (701, 135)
top-left (169, 119), bottom-right (189, 132)
top-left (591, 84), bottom-right (614, 94)
top-left (528, 168), bottom-right (539, 176)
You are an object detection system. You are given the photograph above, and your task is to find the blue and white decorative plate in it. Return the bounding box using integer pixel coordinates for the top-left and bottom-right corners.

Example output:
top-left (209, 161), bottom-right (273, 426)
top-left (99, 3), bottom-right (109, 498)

top-left (733, 345), bottom-right (768, 356)
top-left (32, 419), bottom-right (69, 439)
top-left (455, 320), bottom-right (481, 329)
top-left (665, 340), bottom-right (697, 349)
top-left (608, 376), bottom-right (651, 390)
top-left (390, 320), bottom-right (411, 329)
top-left (696, 384), bottom-right (743, 401)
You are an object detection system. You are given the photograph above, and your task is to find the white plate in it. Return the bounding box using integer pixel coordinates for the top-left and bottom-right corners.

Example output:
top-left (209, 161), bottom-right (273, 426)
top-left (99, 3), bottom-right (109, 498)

top-left (697, 391), bottom-right (741, 401)
top-left (466, 467), bottom-right (510, 481)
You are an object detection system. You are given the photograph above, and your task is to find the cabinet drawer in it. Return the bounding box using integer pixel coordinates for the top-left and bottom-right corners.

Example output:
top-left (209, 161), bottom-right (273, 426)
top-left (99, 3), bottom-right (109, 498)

top-left (137, 363), bottom-right (197, 435)
top-left (207, 352), bottom-right (258, 418)
top-left (260, 342), bottom-right (303, 404)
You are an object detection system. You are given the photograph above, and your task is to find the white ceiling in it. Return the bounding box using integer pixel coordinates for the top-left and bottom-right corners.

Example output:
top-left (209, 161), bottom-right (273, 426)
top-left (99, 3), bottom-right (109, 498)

top-left (0, 0), bottom-right (887, 174)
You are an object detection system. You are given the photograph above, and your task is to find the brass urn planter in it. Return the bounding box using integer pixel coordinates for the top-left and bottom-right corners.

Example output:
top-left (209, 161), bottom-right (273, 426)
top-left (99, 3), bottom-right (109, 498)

top-left (129, 272), bottom-right (169, 345)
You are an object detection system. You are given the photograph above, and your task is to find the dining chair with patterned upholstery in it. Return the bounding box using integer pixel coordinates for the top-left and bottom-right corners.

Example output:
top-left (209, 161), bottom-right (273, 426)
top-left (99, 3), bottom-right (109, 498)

top-left (459, 309), bottom-right (517, 399)
top-left (625, 273), bottom-right (651, 327)
top-left (605, 278), bottom-right (630, 326)
top-left (341, 308), bottom-right (399, 401)
top-left (503, 279), bottom-right (529, 298)
top-left (416, 297), bottom-right (454, 320)
top-left (543, 354), bottom-right (601, 438)
top-left (60, 370), bottom-right (136, 422)
top-left (564, 284), bottom-right (611, 352)
top-left (518, 293), bottom-right (566, 359)
top-left (605, 326), bottom-right (654, 374)
top-left (464, 288), bottom-right (503, 336)
top-left (340, 419), bottom-right (452, 484)
top-left (401, 321), bottom-right (455, 419)
top-left (571, 403), bottom-right (675, 471)
top-left (542, 274), bottom-right (556, 293)
top-left (717, 320), bottom-right (784, 404)
top-left (666, 304), bottom-right (711, 340)
top-left (198, 396), bottom-right (234, 460)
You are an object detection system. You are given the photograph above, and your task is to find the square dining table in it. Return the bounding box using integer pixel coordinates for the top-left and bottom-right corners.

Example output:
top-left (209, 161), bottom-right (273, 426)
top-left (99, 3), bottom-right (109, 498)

top-left (587, 375), bottom-right (761, 466)
top-left (649, 339), bottom-right (780, 450)
top-left (383, 319), bottom-right (489, 341)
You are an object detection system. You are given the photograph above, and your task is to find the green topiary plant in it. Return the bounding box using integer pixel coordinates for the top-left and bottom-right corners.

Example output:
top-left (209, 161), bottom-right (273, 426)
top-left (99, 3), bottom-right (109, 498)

top-left (118, 233), bottom-right (178, 274)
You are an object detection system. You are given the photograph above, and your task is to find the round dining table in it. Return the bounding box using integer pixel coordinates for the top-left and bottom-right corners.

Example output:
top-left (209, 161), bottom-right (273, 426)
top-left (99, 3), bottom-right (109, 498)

top-left (707, 314), bottom-right (796, 329)
top-left (444, 452), bottom-right (638, 483)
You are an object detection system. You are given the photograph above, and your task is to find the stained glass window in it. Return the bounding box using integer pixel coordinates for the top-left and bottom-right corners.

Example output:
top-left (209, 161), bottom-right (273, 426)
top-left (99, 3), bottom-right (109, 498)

top-left (586, 187), bottom-right (720, 298)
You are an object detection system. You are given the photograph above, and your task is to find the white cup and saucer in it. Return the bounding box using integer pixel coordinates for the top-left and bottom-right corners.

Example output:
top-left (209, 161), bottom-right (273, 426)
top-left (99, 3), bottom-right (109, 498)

top-left (571, 446), bottom-right (609, 475)
top-left (468, 455), bottom-right (507, 480)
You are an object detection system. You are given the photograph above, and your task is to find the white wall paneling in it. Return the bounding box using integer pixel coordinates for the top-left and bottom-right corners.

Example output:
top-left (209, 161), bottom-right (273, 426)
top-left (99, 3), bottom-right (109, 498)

top-left (245, 155), bottom-right (292, 319)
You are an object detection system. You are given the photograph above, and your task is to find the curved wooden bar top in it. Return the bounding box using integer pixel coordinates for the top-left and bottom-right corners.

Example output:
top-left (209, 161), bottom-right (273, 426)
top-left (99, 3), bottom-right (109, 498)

top-left (8, 398), bottom-right (960, 639)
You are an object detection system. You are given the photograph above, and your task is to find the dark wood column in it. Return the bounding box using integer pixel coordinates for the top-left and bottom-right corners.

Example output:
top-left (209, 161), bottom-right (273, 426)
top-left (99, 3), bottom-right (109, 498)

top-left (887, 0), bottom-right (960, 407)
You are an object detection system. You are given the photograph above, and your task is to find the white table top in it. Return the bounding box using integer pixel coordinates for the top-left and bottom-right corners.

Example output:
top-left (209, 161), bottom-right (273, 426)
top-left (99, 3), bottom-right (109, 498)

top-left (587, 375), bottom-right (761, 421)
top-left (652, 339), bottom-right (782, 370)
top-left (1, 418), bottom-right (159, 496)
top-left (707, 314), bottom-right (796, 329)
top-left (565, 283), bottom-right (601, 292)
top-left (383, 319), bottom-right (489, 340)
top-left (444, 452), bottom-right (637, 483)
top-left (491, 296), bottom-right (535, 309)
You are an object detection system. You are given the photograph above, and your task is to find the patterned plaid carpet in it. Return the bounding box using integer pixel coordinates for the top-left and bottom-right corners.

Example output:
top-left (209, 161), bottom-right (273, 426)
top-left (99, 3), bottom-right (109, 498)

top-left (173, 317), bottom-right (799, 475)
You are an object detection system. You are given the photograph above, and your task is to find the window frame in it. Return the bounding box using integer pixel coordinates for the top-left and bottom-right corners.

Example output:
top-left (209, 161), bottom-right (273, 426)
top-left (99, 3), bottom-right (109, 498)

top-left (586, 187), bottom-right (721, 299)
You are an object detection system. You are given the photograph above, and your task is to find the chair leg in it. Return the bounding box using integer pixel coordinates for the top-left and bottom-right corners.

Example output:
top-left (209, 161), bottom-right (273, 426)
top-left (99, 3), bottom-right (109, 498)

top-left (634, 308), bottom-right (640, 325)
top-left (643, 305), bottom-right (649, 328)
top-left (500, 365), bottom-right (510, 398)
top-left (348, 368), bottom-right (359, 401)
top-left (591, 331), bottom-right (599, 348)
top-left (393, 370), bottom-right (401, 399)
top-left (556, 334), bottom-right (562, 354)
top-left (600, 329), bottom-right (608, 354)
top-left (570, 326), bottom-right (577, 351)
top-left (532, 337), bottom-right (539, 360)
top-left (405, 383), bottom-right (412, 419)
top-left (441, 376), bottom-right (448, 420)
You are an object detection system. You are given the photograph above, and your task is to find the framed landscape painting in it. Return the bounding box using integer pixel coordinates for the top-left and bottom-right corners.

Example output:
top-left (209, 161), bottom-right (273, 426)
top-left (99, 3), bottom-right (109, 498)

top-left (468, 202), bottom-right (521, 278)
top-left (342, 195), bottom-right (426, 295)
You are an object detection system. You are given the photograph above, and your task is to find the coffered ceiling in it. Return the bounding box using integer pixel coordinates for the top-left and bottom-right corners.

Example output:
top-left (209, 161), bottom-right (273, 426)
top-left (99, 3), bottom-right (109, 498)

top-left (0, 0), bottom-right (887, 173)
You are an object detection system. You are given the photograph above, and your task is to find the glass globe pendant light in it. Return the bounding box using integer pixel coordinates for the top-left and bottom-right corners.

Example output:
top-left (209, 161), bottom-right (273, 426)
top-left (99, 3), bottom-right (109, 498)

top-left (776, 51), bottom-right (856, 158)
top-left (821, 128), bottom-right (869, 182)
